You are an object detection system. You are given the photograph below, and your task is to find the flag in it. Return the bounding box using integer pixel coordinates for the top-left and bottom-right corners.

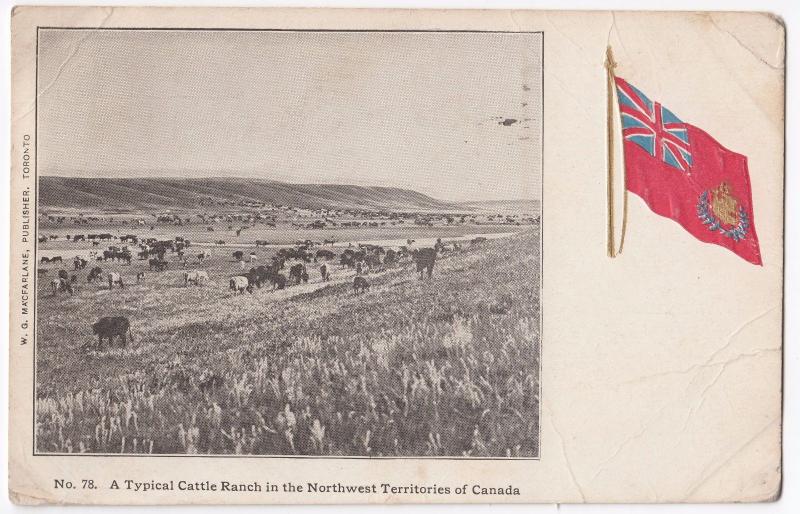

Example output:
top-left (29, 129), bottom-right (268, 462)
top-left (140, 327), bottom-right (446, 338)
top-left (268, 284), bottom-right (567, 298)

top-left (613, 76), bottom-right (762, 265)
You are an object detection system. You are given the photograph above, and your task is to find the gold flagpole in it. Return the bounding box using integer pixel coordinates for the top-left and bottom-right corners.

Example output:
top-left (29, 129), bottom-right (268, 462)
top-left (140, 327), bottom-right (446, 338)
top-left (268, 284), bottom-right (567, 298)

top-left (605, 45), bottom-right (629, 258)
top-left (605, 46), bottom-right (617, 257)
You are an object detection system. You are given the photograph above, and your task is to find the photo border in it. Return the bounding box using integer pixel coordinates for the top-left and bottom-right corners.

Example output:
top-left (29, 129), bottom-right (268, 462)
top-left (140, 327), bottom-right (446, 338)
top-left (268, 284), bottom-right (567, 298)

top-left (32, 26), bottom-right (545, 461)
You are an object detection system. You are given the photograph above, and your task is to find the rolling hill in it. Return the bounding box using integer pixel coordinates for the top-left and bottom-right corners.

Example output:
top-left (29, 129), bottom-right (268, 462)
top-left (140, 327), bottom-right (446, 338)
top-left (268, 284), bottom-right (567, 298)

top-left (459, 199), bottom-right (540, 214)
top-left (38, 176), bottom-right (459, 212)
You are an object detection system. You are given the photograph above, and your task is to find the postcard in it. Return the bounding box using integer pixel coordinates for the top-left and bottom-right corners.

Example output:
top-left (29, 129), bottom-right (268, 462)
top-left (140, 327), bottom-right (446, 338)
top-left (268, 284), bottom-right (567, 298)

top-left (8, 6), bottom-right (784, 504)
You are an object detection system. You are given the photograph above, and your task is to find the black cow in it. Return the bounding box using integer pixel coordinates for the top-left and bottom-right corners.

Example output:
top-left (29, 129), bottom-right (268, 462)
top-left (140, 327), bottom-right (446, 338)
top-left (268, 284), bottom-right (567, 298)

top-left (233, 250), bottom-right (244, 261)
top-left (242, 268), bottom-right (262, 288)
top-left (353, 276), bottom-right (370, 294)
top-left (91, 316), bottom-right (133, 349)
top-left (87, 266), bottom-right (103, 283)
top-left (271, 273), bottom-right (287, 290)
top-left (412, 248), bottom-right (437, 279)
top-left (254, 265), bottom-right (271, 284)
top-left (149, 258), bottom-right (168, 271)
top-left (289, 263), bottom-right (306, 285)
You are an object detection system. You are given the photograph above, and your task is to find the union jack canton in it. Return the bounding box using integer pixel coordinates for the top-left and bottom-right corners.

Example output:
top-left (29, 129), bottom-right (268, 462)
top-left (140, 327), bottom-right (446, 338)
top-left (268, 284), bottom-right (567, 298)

top-left (615, 78), bottom-right (693, 172)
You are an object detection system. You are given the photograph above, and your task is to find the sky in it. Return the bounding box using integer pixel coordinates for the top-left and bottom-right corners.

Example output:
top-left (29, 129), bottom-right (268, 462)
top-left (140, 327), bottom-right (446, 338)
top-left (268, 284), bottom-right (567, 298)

top-left (37, 29), bottom-right (542, 203)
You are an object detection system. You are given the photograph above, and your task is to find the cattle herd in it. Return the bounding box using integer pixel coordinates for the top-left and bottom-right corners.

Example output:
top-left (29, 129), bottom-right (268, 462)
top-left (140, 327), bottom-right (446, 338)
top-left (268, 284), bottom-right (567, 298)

top-left (39, 233), bottom-right (491, 351)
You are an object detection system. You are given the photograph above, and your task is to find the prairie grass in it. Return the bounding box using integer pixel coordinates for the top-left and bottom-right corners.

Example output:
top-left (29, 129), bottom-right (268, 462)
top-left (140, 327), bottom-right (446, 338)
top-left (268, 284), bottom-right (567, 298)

top-left (35, 229), bottom-right (540, 456)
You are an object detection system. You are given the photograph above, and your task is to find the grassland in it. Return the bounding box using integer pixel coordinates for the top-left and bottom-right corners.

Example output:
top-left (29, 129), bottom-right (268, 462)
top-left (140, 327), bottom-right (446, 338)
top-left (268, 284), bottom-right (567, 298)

top-left (39, 176), bottom-right (458, 211)
top-left (35, 228), bottom-right (540, 457)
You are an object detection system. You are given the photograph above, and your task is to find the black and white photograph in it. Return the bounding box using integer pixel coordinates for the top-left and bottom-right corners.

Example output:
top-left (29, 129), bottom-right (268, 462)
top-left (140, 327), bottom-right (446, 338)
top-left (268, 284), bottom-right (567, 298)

top-left (33, 29), bottom-right (542, 457)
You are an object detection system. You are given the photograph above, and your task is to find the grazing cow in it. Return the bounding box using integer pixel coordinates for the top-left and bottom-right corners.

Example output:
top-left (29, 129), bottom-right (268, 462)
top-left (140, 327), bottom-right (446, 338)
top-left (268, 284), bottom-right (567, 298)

top-left (319, 263), bottom-right (329, 282)
top-left (50, 278), bottom-right (63, 295)
top-left (149, 258), bottom-right (168, 271)
top-left (241, 268), bottom-right (262, 289)
top-left (136, 272), bottom-right (146, 283)
top-left (353, 276), bottom-right (370, 294)
top-left (412, 248), bottom-right (437, 279)
top-left (254, 265), bottom-right (271, 284)
top-left (323, 238), bottom-right (336, 246)
top-left (289, 263), bottom-right (306, 285)
top-left (91, 316), bottom-right (132, 349)
top-left (87, 267), bottom-right (102, 283)
top-left (50, 278), bottom-right (74, 295)
top-left (364, 254), bottom-right (381, 269)
top-left (270, 273), bottom-right (287, 290)
top-left (315, 249), bottom-right (335, 260)
top-left (229, 276), bottom-right (251, 294)
top-left (471, 237), bottom-right (488, 244)
top-left (107, 272), bottom-right (124, 289)
top-left (184, 270), bottom-right (210, 286)
top-left (232, 250), bottom-right (244, 261)
top-left (197, 251), bottom-right (208, 262)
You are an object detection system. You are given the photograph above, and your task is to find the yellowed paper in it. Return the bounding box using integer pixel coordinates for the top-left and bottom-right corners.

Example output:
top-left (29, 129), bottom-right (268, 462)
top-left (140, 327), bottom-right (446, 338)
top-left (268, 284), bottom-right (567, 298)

top-left (9, 6), bottom-right (784, 505)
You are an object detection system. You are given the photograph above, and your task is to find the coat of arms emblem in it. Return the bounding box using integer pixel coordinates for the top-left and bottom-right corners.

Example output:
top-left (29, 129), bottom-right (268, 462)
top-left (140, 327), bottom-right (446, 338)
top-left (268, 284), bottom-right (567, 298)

top-left (696, 182), bottom-right (750, 241)
top-left (710, 182), bottom-right (739, 226)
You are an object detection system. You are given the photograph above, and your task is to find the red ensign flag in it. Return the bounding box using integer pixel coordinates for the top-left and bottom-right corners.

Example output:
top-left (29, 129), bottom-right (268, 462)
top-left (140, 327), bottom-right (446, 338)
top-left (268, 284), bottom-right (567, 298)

top-left (615, 76), bottom-right (762, 265)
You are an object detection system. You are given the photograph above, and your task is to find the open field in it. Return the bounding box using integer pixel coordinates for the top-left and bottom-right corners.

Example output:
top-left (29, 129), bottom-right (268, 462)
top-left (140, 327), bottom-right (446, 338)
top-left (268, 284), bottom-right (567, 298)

top-left (35, 228), bottom-right (540, 457)
top-left (36, 222), bottom-right (520, 251)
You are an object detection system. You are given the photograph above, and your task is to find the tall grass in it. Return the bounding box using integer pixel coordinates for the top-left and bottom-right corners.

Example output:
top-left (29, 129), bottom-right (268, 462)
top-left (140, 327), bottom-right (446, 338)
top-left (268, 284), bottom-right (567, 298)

top-left (36, 230), bottom-right (540, 456)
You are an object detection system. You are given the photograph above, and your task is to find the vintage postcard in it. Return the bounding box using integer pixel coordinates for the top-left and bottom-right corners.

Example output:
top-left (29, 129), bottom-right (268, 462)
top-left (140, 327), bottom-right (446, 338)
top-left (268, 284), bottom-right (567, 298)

top-left (9, 7), bottom-right (784, 505)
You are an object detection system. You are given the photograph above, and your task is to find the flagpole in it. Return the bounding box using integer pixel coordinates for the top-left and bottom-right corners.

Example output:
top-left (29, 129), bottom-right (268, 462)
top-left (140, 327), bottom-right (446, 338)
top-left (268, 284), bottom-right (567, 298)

top-left (605, 46), bottom-right (617, 257)
top-left (605, 45), bottom-right (629, 258)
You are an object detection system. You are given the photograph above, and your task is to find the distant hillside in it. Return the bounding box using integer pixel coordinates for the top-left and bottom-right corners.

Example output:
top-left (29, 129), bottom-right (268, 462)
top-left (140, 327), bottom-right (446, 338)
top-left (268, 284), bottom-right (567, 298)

top-left (39, 177), bottom-right (459, 212)
top-left (459, 199), bottom-right (540, 214)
